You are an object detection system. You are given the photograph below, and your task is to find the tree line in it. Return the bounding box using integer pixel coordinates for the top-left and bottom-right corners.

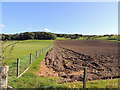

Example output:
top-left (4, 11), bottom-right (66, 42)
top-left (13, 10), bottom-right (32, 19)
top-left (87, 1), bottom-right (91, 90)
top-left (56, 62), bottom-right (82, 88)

top-left (1, 32), bottom-right (57, 40)
top-left (1, 32), bottom-right (84, 41)
top-left (56, 34), bottom-right (83, 39)
top-left (1, 32), bottom-right (118, 41)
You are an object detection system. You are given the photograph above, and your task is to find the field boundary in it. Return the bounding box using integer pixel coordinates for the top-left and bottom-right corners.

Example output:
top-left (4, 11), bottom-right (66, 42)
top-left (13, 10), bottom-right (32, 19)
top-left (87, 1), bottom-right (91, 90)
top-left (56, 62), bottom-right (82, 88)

top-left (16, 45), bottom-right (53, 78)
top-left (17, 66), bottom-right (30, 78)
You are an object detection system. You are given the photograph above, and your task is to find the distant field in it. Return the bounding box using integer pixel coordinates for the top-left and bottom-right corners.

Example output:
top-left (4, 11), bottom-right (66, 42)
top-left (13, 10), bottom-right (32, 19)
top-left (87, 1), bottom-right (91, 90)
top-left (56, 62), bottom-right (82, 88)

top-left (3, 40), bottom-right (53, 60)
top-left (95, 35), bottom-right (119, 42)
top-left (56, 35), bottom-right (120, 42)
top-left (56, 37), bottom-right (69, 40)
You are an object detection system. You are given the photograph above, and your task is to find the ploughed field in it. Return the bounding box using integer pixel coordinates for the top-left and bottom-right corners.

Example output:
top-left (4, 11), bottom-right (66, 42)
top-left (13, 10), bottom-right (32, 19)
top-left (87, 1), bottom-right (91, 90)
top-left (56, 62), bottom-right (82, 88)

top-left (45, 40), bottom-right (119, 83)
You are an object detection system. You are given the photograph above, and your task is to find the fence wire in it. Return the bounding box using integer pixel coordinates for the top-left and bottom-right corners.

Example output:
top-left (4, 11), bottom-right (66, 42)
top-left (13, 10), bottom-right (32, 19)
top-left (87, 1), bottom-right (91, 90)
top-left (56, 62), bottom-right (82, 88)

top-left (8, 45), bottom-right (53, 79)
top-left (10, 45), bottom-right (53, 78)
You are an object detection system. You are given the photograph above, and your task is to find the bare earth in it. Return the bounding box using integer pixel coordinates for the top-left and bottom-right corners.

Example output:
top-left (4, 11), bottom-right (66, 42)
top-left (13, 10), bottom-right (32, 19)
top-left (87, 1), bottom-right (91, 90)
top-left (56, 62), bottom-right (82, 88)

top-left (39, 61), bottom-right (58, 77)
top-left (40, 40), bottom-right (119, 83)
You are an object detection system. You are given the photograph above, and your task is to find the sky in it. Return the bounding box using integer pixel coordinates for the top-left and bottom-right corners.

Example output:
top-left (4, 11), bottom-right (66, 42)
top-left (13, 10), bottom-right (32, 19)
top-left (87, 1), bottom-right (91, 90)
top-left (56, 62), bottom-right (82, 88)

top-left (0, 2), bottom-right (118, 35)
top-left (1, 0), bottom-right (119, 2)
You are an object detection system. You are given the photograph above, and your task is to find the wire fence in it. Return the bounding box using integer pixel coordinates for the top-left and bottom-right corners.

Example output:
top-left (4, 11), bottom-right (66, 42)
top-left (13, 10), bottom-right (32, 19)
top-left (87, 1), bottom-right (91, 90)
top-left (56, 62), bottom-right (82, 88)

top-left (8, 45), bottom-right (53, 78)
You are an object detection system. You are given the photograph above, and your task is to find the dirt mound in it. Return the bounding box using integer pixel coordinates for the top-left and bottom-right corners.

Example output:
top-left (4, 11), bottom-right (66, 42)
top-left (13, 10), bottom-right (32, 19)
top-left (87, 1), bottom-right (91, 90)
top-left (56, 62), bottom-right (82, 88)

top-left (45, 40), bottom-right (120, 82)
top-left (39, 61), bottom-right (58, 77)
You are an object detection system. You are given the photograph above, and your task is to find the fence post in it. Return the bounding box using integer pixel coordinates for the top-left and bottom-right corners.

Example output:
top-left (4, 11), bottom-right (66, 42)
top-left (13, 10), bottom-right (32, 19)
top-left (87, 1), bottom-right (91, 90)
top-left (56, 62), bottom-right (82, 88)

top-left (36, 51), bottom-right (38, 58)
top-left (0, 65), bottom-right (9, 88)
top-left (0, 59), bottom-right (1, 89)
top-left (42, 49), bottom-right (43, 54)
top-left (30, 53), bottom-right (32, 64)
top-left (83, 67), bottom-right (87, 88)
top-left (40, 50), bottom-right (41, 56)
top-left (17, 58), bottom-right (20, 77)
top-left (40, 49), bottom-right (42, 56)
top-left (41, 49), bottom-right (42, 55)
top-left (43, 48), bottom-right (44, 53)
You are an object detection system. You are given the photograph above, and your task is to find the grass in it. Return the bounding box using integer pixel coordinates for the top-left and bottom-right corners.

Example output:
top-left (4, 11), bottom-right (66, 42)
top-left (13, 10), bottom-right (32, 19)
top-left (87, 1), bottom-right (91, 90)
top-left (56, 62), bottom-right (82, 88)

top-left (87, 79), bottom-right (119, 88)
top-left (93, 35), bottom-right (120, 42)
top-left (2, 40), bottom-right (63, 88)
top-left (4, 40), bottom-right (51, 77)
top-left (56, 37), bottom-right (71, 40)
top-left (3, 40), bottom-right (53, 66)
top-left (63, 79), bottom-right (119, 88)
top-left (8, 50), bottom-right (66, 88)
top-left (57, 35), bottom-right (120, 42)
top-left (3, 39), bottom-right (120, 88)
top-left (56, 37), bottom-right (66, 40)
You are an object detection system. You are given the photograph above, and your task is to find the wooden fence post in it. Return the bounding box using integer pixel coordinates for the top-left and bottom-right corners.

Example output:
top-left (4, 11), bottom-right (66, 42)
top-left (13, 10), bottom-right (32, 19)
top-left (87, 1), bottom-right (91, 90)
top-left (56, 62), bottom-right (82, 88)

top-left (42, 49), bottom-right (43, 54)
top-left (40, 49), bottom-right (42, 56)
top-left (30, 53), bottom-right (32, 64)
top-left (83, 67), bottom-right (87, 88)
top-left (36, 51), bottom-right (38, 58)
top-left (0, 65), bottom-right (9, 88)
top-left (40, 50), bottom-right (41, 56)
top-left (0, 66), bottom-right (2, 89)
top-left (41, 49), bottom-right (42, 55)
top-left (17, 58), bottom-right (20, 77)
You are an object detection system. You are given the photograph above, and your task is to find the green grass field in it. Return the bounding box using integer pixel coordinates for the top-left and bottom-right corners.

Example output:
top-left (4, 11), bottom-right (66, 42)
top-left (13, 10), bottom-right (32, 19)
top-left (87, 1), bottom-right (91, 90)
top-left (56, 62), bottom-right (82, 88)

top-left (57, 35), bottom-right (120, 42)
top-left (94, 35), bottom-right (120, 42)
top-left (2, 40), bottom-right (119, 88)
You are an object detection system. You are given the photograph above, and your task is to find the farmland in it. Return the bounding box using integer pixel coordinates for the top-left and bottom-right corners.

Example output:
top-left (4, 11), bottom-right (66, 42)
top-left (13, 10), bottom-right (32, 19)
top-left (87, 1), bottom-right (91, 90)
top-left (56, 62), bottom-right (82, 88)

top-left (2, 39), bottom-right (120, 88)
top-left (45, 40), bottom-right (119, 82)
top-left (2, 40), bottom-right (57, 88)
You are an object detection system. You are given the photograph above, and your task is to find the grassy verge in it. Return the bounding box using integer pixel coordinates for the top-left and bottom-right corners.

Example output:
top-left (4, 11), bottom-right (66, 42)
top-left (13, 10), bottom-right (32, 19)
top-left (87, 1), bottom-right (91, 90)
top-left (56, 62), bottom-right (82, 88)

top-left (63, 79), bottom-right (119, 88)
top-left (8, 50), bottom-right (66, 88)
top-left (2, 40), bottom-right (64, 88)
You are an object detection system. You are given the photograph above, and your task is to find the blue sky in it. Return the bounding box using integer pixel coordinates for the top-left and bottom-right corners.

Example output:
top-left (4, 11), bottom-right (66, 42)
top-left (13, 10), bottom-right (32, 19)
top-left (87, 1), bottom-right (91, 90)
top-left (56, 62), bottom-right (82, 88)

top-left (1, 2), bottom-right (118, 35)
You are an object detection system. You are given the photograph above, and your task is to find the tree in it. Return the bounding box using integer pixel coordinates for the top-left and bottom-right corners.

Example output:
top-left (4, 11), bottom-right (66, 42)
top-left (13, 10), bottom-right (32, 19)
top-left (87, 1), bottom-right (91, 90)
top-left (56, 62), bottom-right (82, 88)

top-left (70, 34), bottom-right (79, 39)
top-left (1, 32), bottom-right (57, 40)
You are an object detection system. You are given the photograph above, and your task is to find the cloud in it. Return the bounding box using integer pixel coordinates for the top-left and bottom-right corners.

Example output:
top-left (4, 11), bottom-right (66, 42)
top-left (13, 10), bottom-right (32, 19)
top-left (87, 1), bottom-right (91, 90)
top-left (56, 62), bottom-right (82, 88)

top-left (44, 28), bottom-right (51, 32)
top-left (54, 30), bottom-right (65, 34)
top-left (0, 24), bottom-right (6, 28)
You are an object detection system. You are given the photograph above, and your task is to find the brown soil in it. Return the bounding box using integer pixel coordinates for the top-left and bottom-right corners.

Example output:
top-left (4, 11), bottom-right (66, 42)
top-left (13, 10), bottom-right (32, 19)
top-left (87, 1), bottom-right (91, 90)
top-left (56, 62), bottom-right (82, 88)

top-left (43, 40), bottom-right (119, 83)
top-left (38, 61), bottom-right (58, 77)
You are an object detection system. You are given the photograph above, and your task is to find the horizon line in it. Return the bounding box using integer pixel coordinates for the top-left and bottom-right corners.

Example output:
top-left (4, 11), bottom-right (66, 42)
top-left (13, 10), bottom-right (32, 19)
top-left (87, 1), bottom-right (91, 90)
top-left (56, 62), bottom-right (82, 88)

top-left (1, 31), bottom-right (118, 35)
